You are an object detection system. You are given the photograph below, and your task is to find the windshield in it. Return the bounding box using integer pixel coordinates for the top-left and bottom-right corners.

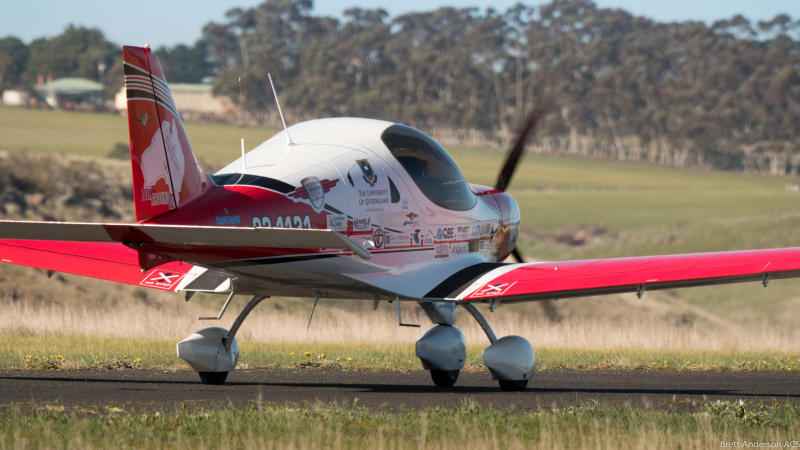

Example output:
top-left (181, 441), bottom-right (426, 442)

top-left (381, 124), bottom-right (476, 211)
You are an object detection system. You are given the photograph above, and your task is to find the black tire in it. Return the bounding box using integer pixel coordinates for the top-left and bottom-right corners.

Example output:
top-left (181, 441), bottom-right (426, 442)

top-left (498, 379), bottom-right (528, 392)
top-left (430, 369), bottom-right (460, 388)
top-left (198, 371), bottom-right (228, 385)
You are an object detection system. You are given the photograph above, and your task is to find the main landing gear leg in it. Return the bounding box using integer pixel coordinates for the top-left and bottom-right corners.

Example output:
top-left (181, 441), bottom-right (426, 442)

top-left (177, 295), bottom-right (268, 385)
top-left (460, 302), bottom-right (535, 392)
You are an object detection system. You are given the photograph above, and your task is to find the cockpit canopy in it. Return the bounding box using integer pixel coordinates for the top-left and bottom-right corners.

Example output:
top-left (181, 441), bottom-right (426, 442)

top-left (381, 124), bottom-right (477, 211)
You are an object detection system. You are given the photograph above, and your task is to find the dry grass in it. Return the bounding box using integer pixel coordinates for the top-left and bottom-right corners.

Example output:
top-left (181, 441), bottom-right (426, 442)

top-left (2, 291), bottom-right (799, 353)
top-left (1, 399), bottom-right (798, 449)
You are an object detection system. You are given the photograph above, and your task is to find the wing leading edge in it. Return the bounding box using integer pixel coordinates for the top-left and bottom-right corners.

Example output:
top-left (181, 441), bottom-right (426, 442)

top-left (424, 248), bottom-right (800, 303)
top-left (0, 220), bottom-right (370, 258)
top-left (0, 220), bottom-right (372, 292)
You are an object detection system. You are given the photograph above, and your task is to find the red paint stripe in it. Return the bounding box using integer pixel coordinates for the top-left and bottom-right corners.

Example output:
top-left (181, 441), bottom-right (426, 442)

top-left (465, 248), bottom-right (800, 300)
top-left (0, 240), bottom-right (190, 290)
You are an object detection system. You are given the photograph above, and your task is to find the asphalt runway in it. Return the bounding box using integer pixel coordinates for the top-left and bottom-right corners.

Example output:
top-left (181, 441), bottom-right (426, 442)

top-left (1, 368), bottom-right (798, 412)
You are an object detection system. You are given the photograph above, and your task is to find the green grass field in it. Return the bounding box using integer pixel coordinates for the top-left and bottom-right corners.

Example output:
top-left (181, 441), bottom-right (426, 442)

top-left (3, 106), bottom-right (800, 447)
top-left (0, 106), bottom-right (278, 167)
top-left (2, 400), bottom-right (797, 449)
top-left (2, 105), bottom-right (800, 329)
top-left (3, 334), bottom-right (800, 373)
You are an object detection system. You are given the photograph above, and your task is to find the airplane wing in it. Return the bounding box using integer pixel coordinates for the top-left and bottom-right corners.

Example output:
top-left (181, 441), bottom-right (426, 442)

top-left (0, 220), bottom-right (371, 292)
top-left (425, 248), bottom-right (800, 303)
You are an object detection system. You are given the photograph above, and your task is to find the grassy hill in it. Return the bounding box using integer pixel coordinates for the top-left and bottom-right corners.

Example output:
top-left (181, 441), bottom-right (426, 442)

top-left (0, 106), bottom-right (277, 167)
top-left (1, 106), bottom-right (799, 349)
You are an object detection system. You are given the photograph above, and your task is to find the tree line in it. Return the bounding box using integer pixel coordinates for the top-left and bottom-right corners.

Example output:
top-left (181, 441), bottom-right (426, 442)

top-left (1, 0), bottom-right (798, 174)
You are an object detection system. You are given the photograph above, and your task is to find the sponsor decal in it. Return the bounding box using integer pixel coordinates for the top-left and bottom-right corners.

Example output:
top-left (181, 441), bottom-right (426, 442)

top-left (413, 229), bottom-right (420, 245)
top-left (134, 112), bottom-right (153, 127)
top-left (357, 159), bottom-right (378, 187)
top-left (471, 281), bottom-right (518, 298)
top-left (326, 214), bottom-right (347, 232)
top-left (140, 120), bottom-right (184, 207)
top-left (450, 242), bottom-right (469, 256)
top-left (421, 230), bottom-right (435, 246)
top-left (141, 188), bottom-right (173, 208)
top-left (140, 269), bottom-right (185, 290)
top-left (215, 208), bottom-right (240, 226)
top-left (404, 212), bottom-right (420, 227)
top-left (252, 214), bottom-right (311, 229)
top-left (456, 226), bottom-right (471, 240)
top-left (480, 223), bottom-right (492, 236)
top-left (353, 217), bottom-right (371, 230)
top-left (216, 215), bottom-right (241, 226)
top-left (479, 239), bottom-right (493, 258)
top-left (373, 228), bottom-right (385, 248)
top-left (471, 225), bottom-right (480, 239)
top-left (434, 243), bottom-right (450, 258)
top-left (402, 199), bottom-right (409, 210)
top-left (386, 232), bottom-right (412, 248)
top-left (437, 227), bottom-right (455, 240)
top-left (287, 177), bottom-right (339, 213)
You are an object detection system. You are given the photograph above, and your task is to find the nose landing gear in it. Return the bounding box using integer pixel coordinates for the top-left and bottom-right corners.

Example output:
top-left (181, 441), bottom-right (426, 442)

top-left (415, 301), bottom-right (534, 391)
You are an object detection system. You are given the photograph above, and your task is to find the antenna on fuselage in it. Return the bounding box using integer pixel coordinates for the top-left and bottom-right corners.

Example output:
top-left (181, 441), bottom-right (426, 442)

top-left (268, 73), bottom-right (294, 146)
top-left (238, 76), bottom-right (247, 171)
top-left (240, 138), bottom-right (247, 171)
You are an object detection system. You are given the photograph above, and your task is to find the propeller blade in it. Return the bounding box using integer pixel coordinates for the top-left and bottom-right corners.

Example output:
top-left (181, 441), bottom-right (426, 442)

top-left (539, 299), bottom-right (562, 323)
top-left (511, 247), bottom-right (525, 264)
top-left (494, 99), bottom-right (551, 192)
top-left (511, 245), bottom-right (562, 322)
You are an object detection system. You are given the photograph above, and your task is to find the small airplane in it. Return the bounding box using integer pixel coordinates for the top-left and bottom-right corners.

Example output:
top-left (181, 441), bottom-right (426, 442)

top-left (2, 46), bottom-right (800, 391)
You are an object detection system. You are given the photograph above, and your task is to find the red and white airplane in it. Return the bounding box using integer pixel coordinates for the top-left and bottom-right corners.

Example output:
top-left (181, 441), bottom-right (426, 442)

top-left (2, 46), bottom-right (800, 391)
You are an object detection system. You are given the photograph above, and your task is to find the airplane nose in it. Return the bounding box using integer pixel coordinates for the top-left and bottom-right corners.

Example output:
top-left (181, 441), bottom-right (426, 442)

top-left (482, 191), bottom-right (520, 262)
top-left (492, 191), bottom-right (520, 229)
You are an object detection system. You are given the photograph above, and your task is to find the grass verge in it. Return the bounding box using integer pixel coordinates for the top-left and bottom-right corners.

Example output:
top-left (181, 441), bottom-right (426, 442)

top-left (2, 334), bottom-right (800, 373)
top-left (1, 400), bottom-right (798, 449)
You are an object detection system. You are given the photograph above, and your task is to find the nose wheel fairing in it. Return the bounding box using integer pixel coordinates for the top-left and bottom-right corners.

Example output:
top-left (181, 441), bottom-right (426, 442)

top-left (414, 301), bottom-right (535, 391)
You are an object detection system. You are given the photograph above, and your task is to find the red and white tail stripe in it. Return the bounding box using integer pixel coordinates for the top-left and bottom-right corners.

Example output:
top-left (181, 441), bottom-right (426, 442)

top-left (123, 46), bottom-right (210, 222)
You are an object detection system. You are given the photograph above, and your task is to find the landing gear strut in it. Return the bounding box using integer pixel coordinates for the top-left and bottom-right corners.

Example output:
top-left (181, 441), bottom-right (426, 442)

top-left (177, 295), bottom-right (267, 385)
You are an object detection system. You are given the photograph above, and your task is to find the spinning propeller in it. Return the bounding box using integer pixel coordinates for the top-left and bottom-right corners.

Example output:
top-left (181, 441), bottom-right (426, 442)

top-left (493, 99), bottom-right (561, 322)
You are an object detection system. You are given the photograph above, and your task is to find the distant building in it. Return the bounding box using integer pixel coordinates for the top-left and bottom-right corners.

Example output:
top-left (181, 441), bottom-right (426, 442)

top-left (35, 77), bottom-right (106, 109)
top-left (1, 90), bottom-right (29, 106)
top-left (114, 82), bottom-right (235, 115)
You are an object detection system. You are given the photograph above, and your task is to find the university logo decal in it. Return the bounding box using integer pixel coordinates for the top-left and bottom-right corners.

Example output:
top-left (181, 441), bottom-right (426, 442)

top-left (357, 159), bottom-right (377, 187)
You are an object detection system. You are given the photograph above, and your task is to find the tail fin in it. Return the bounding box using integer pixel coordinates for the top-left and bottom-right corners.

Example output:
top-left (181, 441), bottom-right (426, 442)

top-left (123, 46), bottom-right (210, 222)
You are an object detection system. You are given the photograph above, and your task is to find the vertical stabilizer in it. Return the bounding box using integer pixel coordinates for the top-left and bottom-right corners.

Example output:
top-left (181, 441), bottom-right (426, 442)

top-left (123, 46), bottom-right (209, 222)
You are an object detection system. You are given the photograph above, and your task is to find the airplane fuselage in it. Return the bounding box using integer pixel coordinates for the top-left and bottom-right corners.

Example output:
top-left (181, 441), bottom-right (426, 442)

top-left (151, 118), bottom-right (520, 300)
